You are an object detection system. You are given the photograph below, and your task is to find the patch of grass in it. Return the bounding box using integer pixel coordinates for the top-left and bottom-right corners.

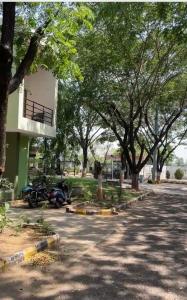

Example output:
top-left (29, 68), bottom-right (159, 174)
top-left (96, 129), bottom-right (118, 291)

top-left (66, 177), bottom-right (143, 206)
top-left (67, 177), bottom-right (98, 193)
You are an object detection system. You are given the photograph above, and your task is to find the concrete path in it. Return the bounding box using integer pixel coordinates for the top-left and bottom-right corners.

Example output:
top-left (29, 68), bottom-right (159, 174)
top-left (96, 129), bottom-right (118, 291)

top-left (141, 182), bottom-right (187, 195)
top-left (123, 181), bottom-right (187, 195)
top-left (0, 190), bottom-right (187, 300)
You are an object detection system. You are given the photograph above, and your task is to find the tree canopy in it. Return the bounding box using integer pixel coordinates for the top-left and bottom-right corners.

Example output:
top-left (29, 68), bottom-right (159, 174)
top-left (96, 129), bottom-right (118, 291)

top-left (69, 2), bottom-right (187, 188)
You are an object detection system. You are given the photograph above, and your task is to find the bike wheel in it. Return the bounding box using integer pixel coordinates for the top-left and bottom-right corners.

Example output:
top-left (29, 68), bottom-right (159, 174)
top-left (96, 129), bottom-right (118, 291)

top-left (54, 200), bottom-right (61, 209)
top-left (28, 195), bottom-right (38, 208)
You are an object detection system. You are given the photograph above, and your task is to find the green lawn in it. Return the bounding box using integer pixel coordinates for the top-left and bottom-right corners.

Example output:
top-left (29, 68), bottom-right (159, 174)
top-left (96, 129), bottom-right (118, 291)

top-left (31, 175), bottom-right (143, 207)
top-left (66, 177), bottom-right (143, 207)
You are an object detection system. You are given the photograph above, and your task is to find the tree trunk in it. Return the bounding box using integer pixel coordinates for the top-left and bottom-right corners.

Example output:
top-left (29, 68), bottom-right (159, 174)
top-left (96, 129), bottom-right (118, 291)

top-left (131, 173), bottom-right (139, 190)
top-left (119, 169), bottom-right (125, 186)
top-left (120, 150), bottom-right (125, 186)
top-left (82, 147), bottom-right (88, 177)
top-left (0, 3), bottom-right (15, 174)
top-left (156, 171), bottom-right (162, 183)
top-left (97, 174), bottom-right (103, 201)
top-left (0, 93), bottom-right (8, 174)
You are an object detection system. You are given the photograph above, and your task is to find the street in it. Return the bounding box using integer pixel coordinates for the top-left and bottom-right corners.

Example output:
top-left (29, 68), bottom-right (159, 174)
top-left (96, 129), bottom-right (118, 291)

top-left (0, 184), bottom-right (187, 300)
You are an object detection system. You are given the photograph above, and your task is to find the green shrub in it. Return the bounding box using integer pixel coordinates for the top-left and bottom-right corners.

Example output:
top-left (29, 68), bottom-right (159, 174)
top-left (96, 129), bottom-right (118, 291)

top-left (174, 168), bottom-right (184, 180)
top-left (36, 217), bottom-right (54, 235)
top-left (0, 178), bottom-right (13, 190)
top-left (0, 203), bottom-right (11, 232)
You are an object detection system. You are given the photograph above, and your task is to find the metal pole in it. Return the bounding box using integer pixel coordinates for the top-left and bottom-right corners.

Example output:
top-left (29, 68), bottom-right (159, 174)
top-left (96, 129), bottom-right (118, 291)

top-left (152, 106), bottom-right (159, 182)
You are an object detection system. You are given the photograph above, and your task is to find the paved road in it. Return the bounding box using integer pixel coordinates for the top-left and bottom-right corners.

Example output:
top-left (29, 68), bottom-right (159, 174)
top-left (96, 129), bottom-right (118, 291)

top-left (142, 182), bottom-right (187, 195)
top-left (123, 181), bottom-right (187, 195)
top-left (0, 187), bottom-right (187, 300)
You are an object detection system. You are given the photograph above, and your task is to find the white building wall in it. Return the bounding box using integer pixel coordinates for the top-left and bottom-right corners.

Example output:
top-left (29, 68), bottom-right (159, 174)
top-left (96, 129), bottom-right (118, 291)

top-left (140, 164), bottom-right (166, 179)
top-left (6, 68), bottom-right (58, 138)
top-left (24, 69), bottom-right (57, 110)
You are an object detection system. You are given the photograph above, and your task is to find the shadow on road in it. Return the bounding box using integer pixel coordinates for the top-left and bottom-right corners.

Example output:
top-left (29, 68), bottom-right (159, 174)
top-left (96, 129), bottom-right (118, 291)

top-left (0, 193), bottom-right (186, 300)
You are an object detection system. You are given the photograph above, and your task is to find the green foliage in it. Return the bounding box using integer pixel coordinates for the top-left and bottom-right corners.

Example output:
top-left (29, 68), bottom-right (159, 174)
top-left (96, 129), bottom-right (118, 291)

top-left (174, 157), bottom-right (185, 166)
top-left (0, 203), bottom-right (11, 233)
top-left (0, 178), bottom-right (13, 190)
top-left (36, 217), bottom-right (54, 235)
top-left (174, 168), bottom-right (184, 180)
top-left (0, 203), bottom-right (31, 234)
top-left (68, 2), bottom-right (187, 181)
top-left (83, 190), bottom-right (93, 202)
top-left (14, 3), bottom-right (94, 80)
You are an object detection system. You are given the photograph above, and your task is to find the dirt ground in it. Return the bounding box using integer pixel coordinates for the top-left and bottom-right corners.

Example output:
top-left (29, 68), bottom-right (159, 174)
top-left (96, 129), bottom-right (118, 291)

top-left (0, 227), bottom-right (43, 257)
top-left (0, 190), bottom-right (186, 300)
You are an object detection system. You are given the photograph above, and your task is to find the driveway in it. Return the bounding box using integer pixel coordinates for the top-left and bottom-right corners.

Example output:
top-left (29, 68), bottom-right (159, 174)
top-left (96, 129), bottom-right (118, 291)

top-left (0, 189), bottom-right (187, 300)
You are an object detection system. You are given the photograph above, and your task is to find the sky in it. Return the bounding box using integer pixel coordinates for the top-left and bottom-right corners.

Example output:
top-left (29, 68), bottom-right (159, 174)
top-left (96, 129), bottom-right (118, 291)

top-left (174, 145), bottom-right (187, 162)
top-left (95, 141), bottom-right (187, 164)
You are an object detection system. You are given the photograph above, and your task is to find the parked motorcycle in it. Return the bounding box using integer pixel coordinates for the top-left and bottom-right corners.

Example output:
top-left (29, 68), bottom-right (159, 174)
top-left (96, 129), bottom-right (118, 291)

top-left (48, 180), bottom-right (72, 208)
top-left (22, 183), bottom-right (48, 208)
top-left (23, 179), bottom-right (71, 209)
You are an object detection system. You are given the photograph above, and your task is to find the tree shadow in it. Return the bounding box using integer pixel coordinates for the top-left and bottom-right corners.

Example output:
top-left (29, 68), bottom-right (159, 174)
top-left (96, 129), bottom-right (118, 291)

top-left (1, 193), bottom-right (186, 299)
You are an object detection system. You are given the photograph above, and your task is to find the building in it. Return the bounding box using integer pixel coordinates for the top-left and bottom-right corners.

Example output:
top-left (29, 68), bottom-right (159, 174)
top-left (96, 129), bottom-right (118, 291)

top-left (103, 154), bottom-right (167, 181)
top-left (4, 68), bottom-right (58, 196)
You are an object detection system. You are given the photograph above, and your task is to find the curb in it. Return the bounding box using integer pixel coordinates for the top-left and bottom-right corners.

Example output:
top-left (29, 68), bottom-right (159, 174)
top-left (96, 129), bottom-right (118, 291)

top-left (115, 191), bottom-right (151, 210)
top-left (66, 206), bottom-right (118, 216)
top-left (0, 233), bottom-right (60, 271)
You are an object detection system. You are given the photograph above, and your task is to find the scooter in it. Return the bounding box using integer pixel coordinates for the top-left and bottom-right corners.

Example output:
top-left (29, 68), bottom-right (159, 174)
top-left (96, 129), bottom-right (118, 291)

top-left (48, 180), bottom-right (72, 208)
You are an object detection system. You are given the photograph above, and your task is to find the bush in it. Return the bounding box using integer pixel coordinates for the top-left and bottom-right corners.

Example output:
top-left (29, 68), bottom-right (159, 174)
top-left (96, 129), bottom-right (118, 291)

top-left (0, 203), bottom-right (11, 232)
top-left (0, 178), bottom-right (13, 190)
top-left (174, 168), bottom-right (184, 180)
top-left (166, 170), bottom-right (170, 179)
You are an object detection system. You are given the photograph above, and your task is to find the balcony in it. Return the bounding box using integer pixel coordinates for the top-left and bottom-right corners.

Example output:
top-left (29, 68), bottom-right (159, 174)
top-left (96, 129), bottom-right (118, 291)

top-left (24, 97), bottom-right (53, 127)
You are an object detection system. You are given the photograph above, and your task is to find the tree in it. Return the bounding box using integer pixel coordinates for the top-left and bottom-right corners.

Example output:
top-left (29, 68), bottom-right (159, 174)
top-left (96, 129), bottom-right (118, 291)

top-left (143, 80), bottom-right (187, 182)
top-left (76, 3), bottom-right (187, 189)
top-left (90, 140), bottom-right (111, 201)
top-left (58, 81), bottom-right (106, 177)
top-left (0, 2), bottom-right (92, 175)
top-left (174, 157), bottom-right (185, 166)
top-left (152, 125), bottom-right (187, 182)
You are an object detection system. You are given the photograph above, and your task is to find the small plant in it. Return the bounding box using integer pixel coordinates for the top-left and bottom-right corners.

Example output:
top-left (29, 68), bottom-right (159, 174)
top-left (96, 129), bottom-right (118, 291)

top-left (166, 170), bottom-right (170, 179)
top-left (9, 215), bottom-right (29, 235)
top-left (83, 190), bottom-right (93, 202)
top-left (174, 168), bottom-right (184, 180)
top-left (0, 178), bottom-right (13, 190)
top-left (0, 202), bottom-right (12, 233)
top-left (36, 217), bottom-right (54, 235)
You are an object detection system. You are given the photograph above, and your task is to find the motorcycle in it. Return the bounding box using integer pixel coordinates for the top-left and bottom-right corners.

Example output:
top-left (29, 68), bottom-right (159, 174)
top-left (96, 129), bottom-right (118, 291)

top-left (23, 179), bottom-right (71, 209)
top-left (48, 180), bottom-right (72, 208)
top-left (22, 182), bottom-right (48, 208)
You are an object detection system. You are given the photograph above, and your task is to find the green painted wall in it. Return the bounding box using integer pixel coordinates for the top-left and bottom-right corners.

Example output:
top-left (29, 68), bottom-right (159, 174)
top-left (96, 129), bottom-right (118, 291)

top-left (17, 134), bottom-right (30, 196)
top-left (5, 133), bottom-right (30, 197)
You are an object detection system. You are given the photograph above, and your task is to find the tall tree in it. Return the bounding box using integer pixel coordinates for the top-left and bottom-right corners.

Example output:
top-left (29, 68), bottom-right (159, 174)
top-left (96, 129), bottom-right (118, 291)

top-left (76, 3), bottom-right (187, 189)
top-left (147, 113), bottom-right (187, 182)
top-left (0, 2), bottom-right (92, 174)
top-left (58, 81), bottom-right (105, 177)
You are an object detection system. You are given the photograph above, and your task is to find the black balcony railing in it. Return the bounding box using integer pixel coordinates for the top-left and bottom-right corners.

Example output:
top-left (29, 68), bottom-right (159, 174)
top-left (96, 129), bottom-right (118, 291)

top-left (24, 98), bottom-right (53, 126)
